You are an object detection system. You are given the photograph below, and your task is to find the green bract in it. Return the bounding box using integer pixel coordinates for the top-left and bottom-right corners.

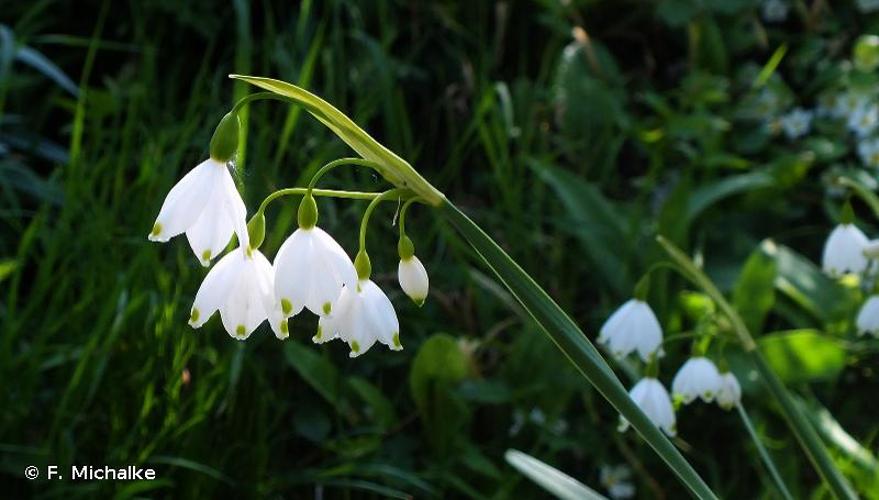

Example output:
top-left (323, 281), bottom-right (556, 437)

top-left (209, 111), bottom-right (240, 162)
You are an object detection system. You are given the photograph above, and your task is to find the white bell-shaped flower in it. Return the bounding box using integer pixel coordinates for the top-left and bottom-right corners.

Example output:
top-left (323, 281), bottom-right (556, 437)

top-left (598, 299), bottom-right (663, 361)
top-left (273, 226), bottom-right (357, 318)
top-left (148, 158), bottom-right (248, 266)
top-left (715, 372), bottom-right (742, 410)
top-left (315, 279), bottom-right (401, 357)
top-left (188, 246), bottom-right (287, 340)
top-left (856, 295), bottom-right (879, 337)
top-left (822, 224), bottom-right (869, 276)
top-left (672, 357), bottom-right (723, 404)
top-left (398, 256), bottom-right (429, 306)
top-left (618, 377), bottom-right (676, 437)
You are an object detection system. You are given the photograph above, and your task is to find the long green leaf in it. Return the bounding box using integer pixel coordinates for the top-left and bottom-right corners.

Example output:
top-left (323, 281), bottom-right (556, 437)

top-left (505, 449), bottom-right (608, 500)
top-left (657, 236), bottom-right (856, 499)
top-left (442, 201), bottom-right (718, 499)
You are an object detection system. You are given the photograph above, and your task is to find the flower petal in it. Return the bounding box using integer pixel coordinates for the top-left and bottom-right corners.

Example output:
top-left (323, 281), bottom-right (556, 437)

top-left (149, 159), bottom-right (222, 242)
top-left (189, 248), bottom-right (244, 328)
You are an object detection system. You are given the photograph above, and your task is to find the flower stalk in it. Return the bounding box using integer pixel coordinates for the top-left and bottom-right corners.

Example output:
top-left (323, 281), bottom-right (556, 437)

top-left (656, 235), bottom-right (856, 500)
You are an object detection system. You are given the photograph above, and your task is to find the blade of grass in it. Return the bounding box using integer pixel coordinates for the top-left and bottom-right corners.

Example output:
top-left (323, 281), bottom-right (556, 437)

top-left (441, 201), bottom-right (718, 499)
top-left (736, 403), bottom-right (795, 500)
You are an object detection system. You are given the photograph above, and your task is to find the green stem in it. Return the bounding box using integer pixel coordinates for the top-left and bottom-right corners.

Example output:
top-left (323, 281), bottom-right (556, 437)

top-left (257, 188), bottom-right (387, 215)
top-left (307, 157), bottom-right (381, 191)
top-left (398, 197), bottom-right (420, 237)
top-left (736, 402), bottom-right (795, 500)
top-left (359, 188), bottom-right (409, 253)
top-left (441, 201), bottom-right (718, 500)
top-left (656, 236), bottom-right (856, 500)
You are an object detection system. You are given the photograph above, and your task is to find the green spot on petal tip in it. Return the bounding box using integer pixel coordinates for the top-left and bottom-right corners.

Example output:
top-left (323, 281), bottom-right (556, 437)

top-left (281, 298), bottom-right (292, 315)
top-left (322, 302), bottom-right (332, 315)
top-left (351, 341), bottom-right (360, 353)
top-left (393, 332), bottom-right (401, 348)
top-left (280, 321), bottom-right (288, 334)
top-left (315, 326), bottom-right (322, 340)
top-left (236, 324), bottom-right (246, 337)
top-left (190, 308), bottom-right (200, 323)
top-left (150, 223), bottom-right (162, 237)
top-left (201, 250), bottom-right (211, 262)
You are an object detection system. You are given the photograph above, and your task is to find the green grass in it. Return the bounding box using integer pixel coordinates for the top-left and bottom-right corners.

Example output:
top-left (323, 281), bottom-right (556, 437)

top-left (2, 0), bottom-right (879, 498)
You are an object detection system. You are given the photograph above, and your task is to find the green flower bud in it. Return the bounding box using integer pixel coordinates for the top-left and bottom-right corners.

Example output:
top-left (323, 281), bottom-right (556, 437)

top-left (209, 112), bottom-right (240, 162)
top-left (298, 193), bottom-right (318, 229)
top-left (398, 235), bottom-right (415, 260)
top-left (840, 200), bottom-right (855, 225)
top-left (247, 212), bottom-right (266, 249)
top-left (354, 250), bottom-right (372, 281)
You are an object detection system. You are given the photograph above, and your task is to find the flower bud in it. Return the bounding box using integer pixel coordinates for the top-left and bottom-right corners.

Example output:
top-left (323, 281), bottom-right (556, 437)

top-left (398, 255), bottom-right (429, 306)
top-left (209, 112), bottom-right (240, 162)
top-left (297, 193), bottom-right (318, 229)
top-left (247, 212), bottom-right (266, 249)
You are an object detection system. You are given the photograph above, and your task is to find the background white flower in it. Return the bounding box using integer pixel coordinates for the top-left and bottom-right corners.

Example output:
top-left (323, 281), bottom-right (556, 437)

top-left (672, 357), bottom-right (722, 404)
top-left (188, 247), bottom-right (286, 340)
top-left (848, 103), bottom-right (879, 138)
top-left (856, 296), bottom-right (879, 337)
top-left (600, 464), bottom-right (635, 500)
top-left (822, 224), bottom-right (869, 276)
top-left (274, 226), bottom-right (357, 318)
top-left (316, 279), bottom-right (401, 357)
top-left (716, 372), bottom-right (742, 410)
top-left (779, 107), bottom-right (812, 139)
top-left (148, 158), bottom-right (248, 266)
top-left (598, 299), bottom-right (663, 361)
top-left (618, 377), bottom-right (676, 437)
top-left (761, 0), bottom-right (789, 23)
top-left (857, 137), bottom-right (879, 168)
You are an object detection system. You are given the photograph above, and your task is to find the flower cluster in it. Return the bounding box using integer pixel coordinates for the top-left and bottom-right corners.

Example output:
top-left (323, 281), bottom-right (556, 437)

top-left (149, 113), bottom-right (430, 357)
top-left (821, 207), bottom-right (879, 338)
top-left (599, 288), bottom-right (741, 437)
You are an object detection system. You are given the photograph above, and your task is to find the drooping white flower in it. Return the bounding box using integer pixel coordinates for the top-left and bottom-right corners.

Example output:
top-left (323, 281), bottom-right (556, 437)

top-left (761, 0), bottom-right (789, 23)
top-left (857, 137), bottom-right (879, 168)
top-left (618, 377), bottom-right (676, 437)
top-left (273, 226), bottom-right (357, 318)
top-left (856, 296), bottom-right (879, 337)
top-left (398, 255), bottom-right (429, 306)
top-left (779, 107), bottom-right (812, 139)
top-left (188, 247), bottom-right (287, 340)
top-left (600, 464), bottom-right (636, 500)
top-left (715, 372), bottom-right (742, 410)
top-left (598, 299), bottom-right (663, 361)
top-left (848, 103), bottom-right (879, 138)
top-left (148, 158), bottom-right (248, 266)
top-left (315, 279), bottom-right (401, 357)
top-left (672, 357), bottom-right (722, 404)
top-left (822, 224), bottom-right (869, 276)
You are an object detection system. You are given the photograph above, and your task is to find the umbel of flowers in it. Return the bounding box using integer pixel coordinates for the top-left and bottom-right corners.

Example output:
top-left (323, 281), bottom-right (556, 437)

top-left (149, 109), bottom-right (430, 357)
top-left (600, 275), bottom-right (741, 437)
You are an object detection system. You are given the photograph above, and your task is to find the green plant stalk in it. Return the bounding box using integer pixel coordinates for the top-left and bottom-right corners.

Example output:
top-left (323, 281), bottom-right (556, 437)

top-left (736, 402), bottom-right (795, 500)
top-left (656, 236), bottom-right (856, 499)
top-left (233, 75), bottom-right (717, 498)
top-left (442, 202), bottom-right (718, 500)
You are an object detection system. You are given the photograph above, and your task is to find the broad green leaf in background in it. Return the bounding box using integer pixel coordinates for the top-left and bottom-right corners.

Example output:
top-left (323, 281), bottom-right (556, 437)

top-left (505, 449), bottom-right (608, 500)
top-left (765, 244), bottom-right (855, 325)
top-left (686, 170), bottom-right (775, 223)
top-left (733, 240), bottom-right (778, 335)
top-left (530, 160), bottom-right (632, 296)
top-left (409, 333), bottom-right (471, 456)
top-left (758, 330), bottom-right (846, 384)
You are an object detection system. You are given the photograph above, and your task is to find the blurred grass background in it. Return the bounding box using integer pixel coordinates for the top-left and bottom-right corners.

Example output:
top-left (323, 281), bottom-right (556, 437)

top-left (2, 0), bottom-right (879, 498)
